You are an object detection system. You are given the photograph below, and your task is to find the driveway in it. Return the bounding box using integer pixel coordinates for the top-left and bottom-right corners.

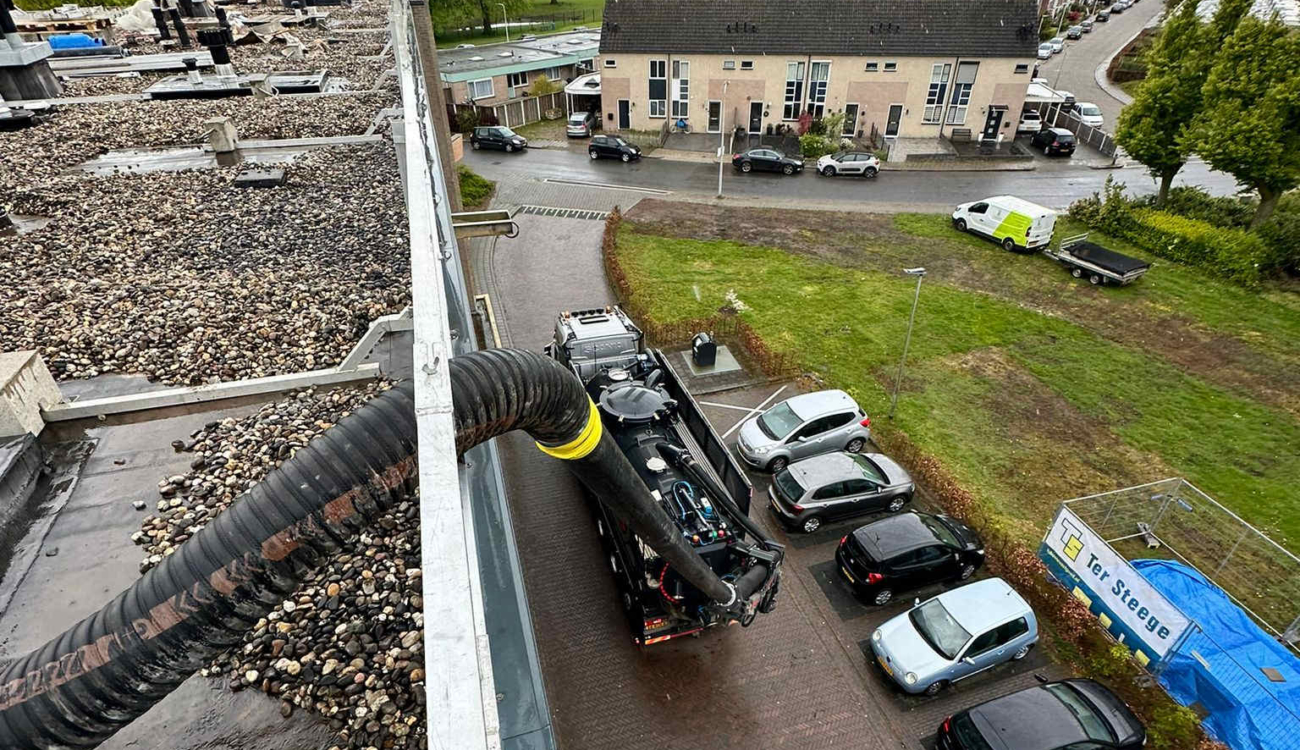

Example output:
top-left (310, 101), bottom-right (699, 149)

top-left (1036, 0), bottom-right (1164, 127)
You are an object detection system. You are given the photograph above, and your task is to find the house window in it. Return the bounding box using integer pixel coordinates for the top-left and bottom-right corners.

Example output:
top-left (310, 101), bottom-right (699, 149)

top-left (723, 60), bottom-right (736, 70)
top-left (506, 71), bottom-right (528, 94)
top-left (603, 58), bottom-right (617, 68)
top-left (648, 58), bottom-right (667, 118)
top-left (544, 66), bottom-right (563, 80)
top-left (923, 63), bottom-right (952, 124)
top-left (782, 61), bottom-right (805, 120)
top-left (579, 58), bottom-right (594, 70)
top-left (740, 60), bottom-right (754, 70)
top-left (1014, 63), bottom-right (1029, 74)
top-left (468, 78), bottom-right (493, 100)
top-left (671, 59), bottom-right (690, 119)
top-left (865, 61), bottom-right (878, 72)
top-left (946, 61), bottom-right (979, 124)
top-left (883, 61), bottom-right (897, 72)
top-left (808, 61), bottom-right (830, 119)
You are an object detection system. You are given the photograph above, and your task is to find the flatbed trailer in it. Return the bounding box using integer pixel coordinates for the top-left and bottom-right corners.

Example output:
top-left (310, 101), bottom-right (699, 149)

top-left (1044, 232), bottom-right (1150, 286)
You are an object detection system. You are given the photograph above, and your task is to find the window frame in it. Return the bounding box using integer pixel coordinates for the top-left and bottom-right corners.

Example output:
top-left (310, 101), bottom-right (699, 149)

top-left (807, 60), bottom-right (831, 119)
top-left (946, 61), bottom-right (979, 125)
top-left (740, 60), bottom-right (755, 70)
top-left (506, 71), bottom-right (528, 90)
top-left (671, 59), bottom-right (690, 119)
top-left (923, 63), bottom-right (952, 124)
top-left (1014, 63), bottom-right (1030, 74)
top-left (865, 61), bottom-right (878, 72)
top-left (648, 58), bottom-right (668, 119)
top-left (468, 78), bottom-right (494, 100)
top-left (782, 60), bottom-right (806, 121)
top-left (883, 61), bottom-right (897, 73)
top-left (603, 58), bottom-right (617, 68)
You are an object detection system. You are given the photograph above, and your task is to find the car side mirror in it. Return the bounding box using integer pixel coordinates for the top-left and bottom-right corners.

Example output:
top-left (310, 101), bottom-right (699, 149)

top-left (961, 657), bottom-right (974, 666)
top-left (913, 598), bottom-right (921, 608)
top-left (792, 436), bottom-right (807, 443)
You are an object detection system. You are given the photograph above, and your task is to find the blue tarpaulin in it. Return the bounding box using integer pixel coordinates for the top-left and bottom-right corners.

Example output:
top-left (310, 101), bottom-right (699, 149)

top-left (1133, 559), bottom-right (1300, 750)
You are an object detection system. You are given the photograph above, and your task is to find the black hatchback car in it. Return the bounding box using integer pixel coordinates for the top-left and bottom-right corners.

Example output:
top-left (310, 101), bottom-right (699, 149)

top-left (732, 147), bottom-right (804, 175)
top-left (836, 512), bottom-right (984, 605)
top-left (1030, 127), bottom-right (1076, 156)
top-left (937, 679), bottom-right (1146, 750)
top-left (588, 134), bottom-right (642, 162)
top-left (470, 125), bottom-right (528, 153)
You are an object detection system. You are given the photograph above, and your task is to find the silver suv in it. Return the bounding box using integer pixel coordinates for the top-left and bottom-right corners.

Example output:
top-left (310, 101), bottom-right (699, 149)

top-left (768, 451), bottom-right (913, 533)
top-left (736, 390), bottom-right (870, 472)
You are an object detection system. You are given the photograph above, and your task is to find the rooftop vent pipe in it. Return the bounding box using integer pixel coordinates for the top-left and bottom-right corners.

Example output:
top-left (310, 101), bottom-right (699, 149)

top-left (0, 348), bottom-right (772, 749)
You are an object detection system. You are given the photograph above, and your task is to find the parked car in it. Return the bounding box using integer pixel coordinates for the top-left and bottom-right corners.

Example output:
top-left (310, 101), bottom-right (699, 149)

top-left (1030, 127), bottom-right (1076, 156)
top-left (1110, 2), bottom-right (1125, 12)
top-left (455, 43), bottom-right (476, 49)
top-left (736, 389), bottom-right (870, 472)
top-left (767, 452), bottom-right (913, 534)
top-left (1096, 9), bottom-right (1111, 20)
top-left (936, 679), bottom-right (1146, 750)
top-left (470, 125), bottom-right (527, 153)
top-left (732, 147), bottom-right (804, 175)
top-left (587, 134), bottom-right (642, 162)
top-left (817, 151), bottom-right (880, 178)
top-left (1066, 24), bottom-right (1083, 39)
top-left (1082, 19), bottom-right (1095, 31)
top-left (1016, 108), bottom-right (1043, 134)
top-left (566, 110), bottom-right (599, 137)
top-left (871, 578), bottom-right (1038, 696)
top-left (1048, 36), bottom-right (1065, 53)
top-left (1037, 42), bottom-right (1053, 59)
top-left (1072, 101), bottom-right (1105, 128)
top-left (951, 195), bottom-right (1058, 252)
top-left (836, 512), bottom-right (984, 605)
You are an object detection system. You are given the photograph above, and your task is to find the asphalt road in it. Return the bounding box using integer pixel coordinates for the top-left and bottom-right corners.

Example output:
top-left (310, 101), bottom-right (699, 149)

top-left (463, 146), bottom-right (1243, 212)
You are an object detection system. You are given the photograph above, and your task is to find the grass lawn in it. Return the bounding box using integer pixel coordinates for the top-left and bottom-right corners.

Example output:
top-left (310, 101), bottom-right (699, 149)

top-left (434, 0), bottom-right (603, 48)
top-left (457, 165), bottom-right (495, 209)
top-left (615, 202), bottom-right (1300, 565)
top-left (1118, 79), bottom-right (1145, 98)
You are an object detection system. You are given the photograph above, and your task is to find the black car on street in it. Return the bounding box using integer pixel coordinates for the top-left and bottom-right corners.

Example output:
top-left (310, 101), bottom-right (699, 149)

top-left (1030, 127), bottom-right (1076, 156)
top-left (470, 125), bottom-right (528, 153)
top-left (937, 678), bottom-right (1146, 750)
top-left (588, 134), bottom-right (642, 162)
top-left (732, 148), bottom-right (804, 175)
top-left (836, 511), bottom-right (984, 605)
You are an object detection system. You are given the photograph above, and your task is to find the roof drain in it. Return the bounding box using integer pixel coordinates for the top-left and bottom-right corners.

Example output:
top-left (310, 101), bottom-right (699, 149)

top-left (0, 348), bottom-right (772, 748)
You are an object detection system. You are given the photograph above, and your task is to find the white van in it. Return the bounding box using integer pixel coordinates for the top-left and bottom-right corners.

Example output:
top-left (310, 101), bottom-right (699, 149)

top-left (951, 196), bottom-right (1058, 253)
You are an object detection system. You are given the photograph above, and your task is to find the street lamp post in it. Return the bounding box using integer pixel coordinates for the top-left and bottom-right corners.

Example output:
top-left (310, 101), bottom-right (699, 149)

top-left (887, 267), bottom-right (926, 420)
top-left (717, 80), bottom-right (728, 198)
top-left (497, 2), bottom-right (509, 43)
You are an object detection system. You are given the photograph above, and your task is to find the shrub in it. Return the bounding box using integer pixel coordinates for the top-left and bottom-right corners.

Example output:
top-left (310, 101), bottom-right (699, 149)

top-left (527, 74), bottom-right (560, 97)
top-left (1150, 187), bottom-right (1255, 228)
top-left (799, 134), bottom-right (840, 160)
top-left (455, 108), bottom-right (479, 134)
top-left (1147, 703), bottom-right (1205, 750)
top-left (1257, 193), bottom-right (1300, 274)
top-left (457, 165), bottom-right (494, 209)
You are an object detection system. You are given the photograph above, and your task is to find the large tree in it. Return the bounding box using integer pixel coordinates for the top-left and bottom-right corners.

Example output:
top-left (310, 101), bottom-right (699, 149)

top-left (1190, 15), bottom-right (1300, 227)
top-left (434, 0), bottom-right (530, 37)
top-left (1115, 0), bottom-right (1249, 206)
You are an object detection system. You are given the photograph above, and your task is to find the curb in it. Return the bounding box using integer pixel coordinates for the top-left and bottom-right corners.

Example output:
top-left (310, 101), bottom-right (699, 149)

top-left (1094, 8), bottom-right (1164, 106)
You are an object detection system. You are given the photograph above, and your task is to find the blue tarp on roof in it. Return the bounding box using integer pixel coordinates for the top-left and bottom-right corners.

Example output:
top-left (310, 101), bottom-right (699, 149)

top-left (1133, 559), bottom-right (1300, 750)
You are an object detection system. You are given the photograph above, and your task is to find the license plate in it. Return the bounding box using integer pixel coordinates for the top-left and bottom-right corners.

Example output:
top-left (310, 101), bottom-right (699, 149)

top-left (841, 566), bottom-right (855, 583)
top-left (878, 656), bottom-right (893, 676)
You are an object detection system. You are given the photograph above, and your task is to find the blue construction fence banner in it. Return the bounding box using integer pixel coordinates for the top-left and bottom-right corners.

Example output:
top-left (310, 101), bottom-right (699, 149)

top-left (1133, 560), bottom-right (1300, 750)
top-left (1038, 506), bottom-right (1192, 669)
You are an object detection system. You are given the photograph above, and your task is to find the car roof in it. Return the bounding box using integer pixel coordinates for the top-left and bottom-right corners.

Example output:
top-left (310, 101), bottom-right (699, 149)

top-left (966, 682), bottom-right (1091, 750)
top-left (853, 512), bottom-right (940, 557)
top-left (1047, 127), bottom-right (1074, 135)
top-left (931, 578), bottom-right (1030, 632)
top-left (783, 389), bottom-right (857, 419)
top-left (788, 451), bottom-right (861, 484)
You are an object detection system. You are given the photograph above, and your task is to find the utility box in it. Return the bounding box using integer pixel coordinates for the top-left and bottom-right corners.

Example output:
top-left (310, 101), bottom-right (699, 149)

top-left (691, 332), bottom-right (717, 367)
top-left (0, 352), bottom-right (61, 437)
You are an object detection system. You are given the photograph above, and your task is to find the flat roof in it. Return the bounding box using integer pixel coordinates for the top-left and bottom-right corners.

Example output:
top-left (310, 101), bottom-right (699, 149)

top-left (439, 30), bottom-right (600, 82)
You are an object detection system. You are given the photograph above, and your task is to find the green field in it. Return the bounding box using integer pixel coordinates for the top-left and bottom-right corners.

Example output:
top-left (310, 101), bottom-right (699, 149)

top-left (615, 202), bottom-right (1300, 553)
top-left (434, 0), bottom-right (604, 48)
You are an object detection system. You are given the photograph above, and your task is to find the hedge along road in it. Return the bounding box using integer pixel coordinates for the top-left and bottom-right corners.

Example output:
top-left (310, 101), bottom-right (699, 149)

top-left (461, 145), bottom-right (1243, 212)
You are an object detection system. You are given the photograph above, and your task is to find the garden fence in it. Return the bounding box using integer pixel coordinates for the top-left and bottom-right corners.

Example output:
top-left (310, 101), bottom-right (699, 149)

top-left (454, 92), bottom-right (567, 130)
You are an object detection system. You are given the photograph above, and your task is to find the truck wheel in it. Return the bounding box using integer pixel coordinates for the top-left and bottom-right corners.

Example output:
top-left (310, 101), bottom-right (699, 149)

top-left (954, 219), bottom-right (967, 232)
top-left (1089, 274), bottom-right (1103, 285)
top-left (801, 516), bottom-right (823, 533)
top-left (1002, 237), bottom-right (1017, 252)
top-left (1071, 267), bottom-right (1083, 279)
top-left (767, 456), bottom-right (788, 473)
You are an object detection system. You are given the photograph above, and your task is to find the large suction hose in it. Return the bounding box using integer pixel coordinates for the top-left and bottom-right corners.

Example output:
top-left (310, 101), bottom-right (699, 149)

top-left (0, 348), bottom-right (768, 749)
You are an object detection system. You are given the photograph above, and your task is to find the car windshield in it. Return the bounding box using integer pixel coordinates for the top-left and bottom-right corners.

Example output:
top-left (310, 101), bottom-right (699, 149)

top-left (1058, 133), bottom-right (1076, 142)
top-left (909, 599), bottom-right (970, 660)
top-left (612, 137), bottom-right (630, 146)
top-left (1045, 684), bottom-right (1116, 743)
top-left (757, 402), bottom-right (802, 439)
top-left (568, 114), bottom-right (586, 123)
top-left (1039, 44), bottom-right (1052, 50)
top-left (851, 455), bottom-right (887, 484)
top-left (773, 470), bottom-right (804, 503)
top-left (499, 127), bottom-right (518, 138)
top-left (831, 151), bottom-right (848, 160)
top-left (1079, 105), bottom-right (1102, 116)
top-left (951, 714), bottom-right (993, 750)
top-left (922, 515), bottom-right (961, 547)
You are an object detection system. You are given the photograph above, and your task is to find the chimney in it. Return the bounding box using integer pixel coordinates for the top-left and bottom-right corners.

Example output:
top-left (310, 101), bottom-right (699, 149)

top-left (183, 56), bottom-right (201, 85)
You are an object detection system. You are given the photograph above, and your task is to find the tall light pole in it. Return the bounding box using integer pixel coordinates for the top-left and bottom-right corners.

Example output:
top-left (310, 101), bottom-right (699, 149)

top-left (717, 80), bottom-right (728, 198)
top-left (888, 267), bottom-right (926, 420)
top-left (498, 2), bottom-right (509, 43)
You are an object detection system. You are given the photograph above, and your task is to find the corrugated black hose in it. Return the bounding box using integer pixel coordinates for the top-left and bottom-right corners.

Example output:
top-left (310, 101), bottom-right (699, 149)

top-left (0, 348), bottom-right (765, 749)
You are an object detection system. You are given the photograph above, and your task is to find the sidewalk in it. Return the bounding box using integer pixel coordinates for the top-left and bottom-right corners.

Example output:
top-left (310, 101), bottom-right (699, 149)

top-left (648, 147), bottom-right (1037, 172)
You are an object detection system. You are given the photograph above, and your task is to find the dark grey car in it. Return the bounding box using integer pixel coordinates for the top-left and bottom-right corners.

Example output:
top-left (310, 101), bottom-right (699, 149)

top-left (768, 451), bottom-right (914, 533)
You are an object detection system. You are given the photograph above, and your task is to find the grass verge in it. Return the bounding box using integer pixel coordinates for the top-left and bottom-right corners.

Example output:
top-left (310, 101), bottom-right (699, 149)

top-left (457, 165), bottom-right (494, 209)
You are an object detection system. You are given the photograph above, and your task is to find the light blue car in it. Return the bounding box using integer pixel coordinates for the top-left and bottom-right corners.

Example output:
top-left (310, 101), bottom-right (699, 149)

top-left (870, 577), bottom-right (1037, 695)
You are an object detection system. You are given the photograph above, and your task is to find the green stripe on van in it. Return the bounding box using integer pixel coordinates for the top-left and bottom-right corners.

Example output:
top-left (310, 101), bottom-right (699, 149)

top-left (993, 211), bottom-right (1032, 243)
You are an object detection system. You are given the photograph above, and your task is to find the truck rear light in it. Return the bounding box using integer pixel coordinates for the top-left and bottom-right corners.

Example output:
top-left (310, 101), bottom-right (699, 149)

top-left (867, 572), bottom-right (883, 584)
top-left (644, 616), bottom-right (669, 631)
top-left (860, 416), bottom-right (871, 427)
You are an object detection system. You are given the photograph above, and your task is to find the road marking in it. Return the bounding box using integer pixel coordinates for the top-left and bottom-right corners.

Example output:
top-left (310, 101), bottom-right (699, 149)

top-left (542, 178), bottom-right (671, 195)
top-left (517, 205), bottom-right (609, 221)
top-left (720, 385), bottom-right (787, 439)
top-left (699, 401), bottom-right (759, 412)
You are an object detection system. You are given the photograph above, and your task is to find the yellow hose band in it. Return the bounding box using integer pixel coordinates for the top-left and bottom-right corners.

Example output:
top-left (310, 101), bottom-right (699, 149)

top-left (536, 399), bottom-right (603, 461)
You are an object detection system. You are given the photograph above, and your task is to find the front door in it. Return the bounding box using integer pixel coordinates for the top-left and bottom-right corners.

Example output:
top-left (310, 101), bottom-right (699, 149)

top-left (617, 99), bottom-right (630, 129)
top-left (707, 101), bottom-right (721, 133)
top-left (885, 104), bottom-right (903, 137)
top-left (749, 102), bottom-right (763, 134)
top-left (982, 108), bottom-right (1004, 140)
top-left (843, 103), bottom-right (859, 137)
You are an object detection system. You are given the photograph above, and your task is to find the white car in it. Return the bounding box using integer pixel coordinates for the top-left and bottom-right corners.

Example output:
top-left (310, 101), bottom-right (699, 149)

top-left (816, 151), bottom-right (880, 178)
top-left (1048, 37), bottom-right (1065, 53)
top-left (1037, 43), bottom-right (1053, 59)
top-left (1072, 102), bottom-right (1104, 128)
top-left (1017, 109), bottom-right (1043, 134)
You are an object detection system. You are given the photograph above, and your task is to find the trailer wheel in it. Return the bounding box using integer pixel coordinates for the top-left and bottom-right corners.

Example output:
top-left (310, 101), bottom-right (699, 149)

top-left (1071, 267), bottom-right (1083, 279)
top-left (1089, 273), bottom-right (1103, 286)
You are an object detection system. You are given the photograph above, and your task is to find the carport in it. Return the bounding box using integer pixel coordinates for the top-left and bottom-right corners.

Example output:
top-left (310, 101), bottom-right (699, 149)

top-left (565, 72), bottom-right (601, 121)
